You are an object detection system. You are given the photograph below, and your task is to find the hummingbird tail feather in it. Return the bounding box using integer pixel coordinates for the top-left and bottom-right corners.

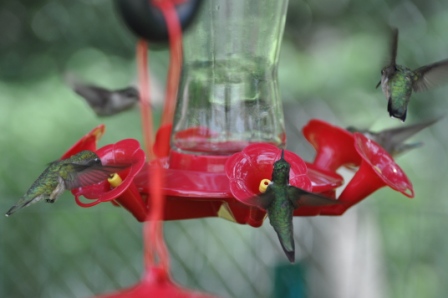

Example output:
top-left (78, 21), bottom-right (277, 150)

top-left (388, 99), bottom-right (407, 122)
top-left (5, 195), bottom-right (43, 216)
top-left (281, 244), bottom-right (295, 263)
top-left (5, 205), bottom-right (20, 216)
top-left (400, 110), bottom-right (407, 122)
top-left (274, 229), bottom-right (295, 263)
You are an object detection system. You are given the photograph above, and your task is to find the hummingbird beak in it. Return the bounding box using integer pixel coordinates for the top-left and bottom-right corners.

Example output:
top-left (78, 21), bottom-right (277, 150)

top-left (375, 81), bottom-right (381, 89)
top-left (280, 149), bottom-right (285, 160)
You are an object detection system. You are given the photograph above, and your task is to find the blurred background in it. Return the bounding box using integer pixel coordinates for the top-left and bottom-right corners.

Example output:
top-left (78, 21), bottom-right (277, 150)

top-left (1, 0), bottom-right (448, 297)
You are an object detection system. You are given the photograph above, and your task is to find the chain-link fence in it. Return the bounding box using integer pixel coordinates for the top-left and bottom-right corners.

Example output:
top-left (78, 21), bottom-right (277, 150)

top-left (2, 0), bottom-right (448, 297)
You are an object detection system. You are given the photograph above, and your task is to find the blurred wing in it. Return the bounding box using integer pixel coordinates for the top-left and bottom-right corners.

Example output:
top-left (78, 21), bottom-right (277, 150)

top-left (413, 59), bottom-right (448, 92)
top-left (346, 126), bottom-right (370, 134)
top-left (378, 117), bottom-right (441, 149)
top-left (64, 164), bottom-right (128, 190)
top-left (392, 142), bottom-right (423, 157)
top-left (380, 27), bottom-right (398, 68)
top-left (287, 186), bottom-right (338, 209)
top-left (245, 187), bottom-right (276, 209)
top-left (386, 27), bottom-right (399, 67)
top-left (377, 28), bottom-right (398, 88)
top-left (64, 73), bottom-right (109, 107)
top-left (346, 126), bottom-right (358, 133)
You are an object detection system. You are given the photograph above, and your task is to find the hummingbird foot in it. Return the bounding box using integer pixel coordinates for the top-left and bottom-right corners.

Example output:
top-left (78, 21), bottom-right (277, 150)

top-left (46, 177), bottom-right (66, 204)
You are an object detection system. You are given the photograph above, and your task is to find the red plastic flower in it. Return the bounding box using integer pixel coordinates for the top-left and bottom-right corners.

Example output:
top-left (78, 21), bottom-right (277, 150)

top-left (71, 139), bottom-right (146, 207)
top-left (320, 132), bottom-right (414, 215)
top-left (61, 124), bottom-right (105, 159)
top-left (60, 126), bottom-right (147, 220)
top-left (225, 143), bottom-right (311, 208)
top-left (352, 132), bottom-right (414, 197)
top-left (302, 119), bottom-right (362, 171)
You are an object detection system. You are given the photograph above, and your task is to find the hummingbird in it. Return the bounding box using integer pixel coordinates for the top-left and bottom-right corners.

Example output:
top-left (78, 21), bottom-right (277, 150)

top-left (65, 74), bottom-right (140, 117)
top-left (347, 117), bottom-right (441, 157)
top-left (377, 28), bottom-right (448, 121)
top-left (6, 151), bottom-right (126, 216)
top-left (247, 150), bottom-right (338, 263)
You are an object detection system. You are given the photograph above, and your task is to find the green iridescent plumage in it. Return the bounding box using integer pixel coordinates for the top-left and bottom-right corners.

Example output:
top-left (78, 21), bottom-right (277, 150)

top-left (247, 151), bottom-right (337, 262)
top-left (377, 28), bottom-right (448, 121)
top-left (6, 150), bottom-right (125, 216)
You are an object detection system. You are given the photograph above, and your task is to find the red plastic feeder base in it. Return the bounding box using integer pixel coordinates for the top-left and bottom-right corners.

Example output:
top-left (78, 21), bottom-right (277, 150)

top-left (134, 148), bottom-right (343, 226)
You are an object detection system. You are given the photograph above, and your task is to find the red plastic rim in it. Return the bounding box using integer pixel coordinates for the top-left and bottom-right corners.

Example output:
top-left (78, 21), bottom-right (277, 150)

top-left (225, 143), bottom-right (311, 204)
top-left (354, 132), bottom-right (414, 198)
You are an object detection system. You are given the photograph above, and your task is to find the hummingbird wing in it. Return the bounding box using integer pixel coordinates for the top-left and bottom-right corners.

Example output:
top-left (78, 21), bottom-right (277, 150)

top-left (346, 126), bottom-right (359, 133)
top-left (376, 28), bottom-right (399, 88)
top-left (375, 117), bottom-right (441, 153)
top-left (65, 73), bottom-right (110, 106)
top-left (391, 142), bottom-right (423, 157)
top-left (412, 59), bottom-right (448, 92)
top-left (346, 126), bottom-right (371, 134)
top-left (245, 186), bottom-right (276, 209)
top-left (387, 27), bottom-right (399, 67)
top-left (63, 164), bottom-right (128, 190)
top-left (286, 186), bottom-right (338, 209)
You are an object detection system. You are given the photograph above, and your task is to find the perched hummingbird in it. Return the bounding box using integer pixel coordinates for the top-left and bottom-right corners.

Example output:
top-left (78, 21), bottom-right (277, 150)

top-left (247, 150), bottom-right (338, 263)
top-left (6, 151), bottom-right (125, 216)
top-left (377, 28), bottom-right (448, 121)
top-left (347, 117), bottom-right (441, 157)
top-left (65, 74), bottom-right (139, 117)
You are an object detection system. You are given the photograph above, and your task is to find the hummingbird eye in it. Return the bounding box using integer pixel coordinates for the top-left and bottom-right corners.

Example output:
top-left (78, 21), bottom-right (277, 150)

top-left (93, 157), bottom-right (101, 164)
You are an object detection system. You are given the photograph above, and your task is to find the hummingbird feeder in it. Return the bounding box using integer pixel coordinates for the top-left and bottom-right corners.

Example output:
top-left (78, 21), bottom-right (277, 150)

top-left (53, 0), bottom-right (418, 293)
top-left (59, 0), bottom-right (417, 250)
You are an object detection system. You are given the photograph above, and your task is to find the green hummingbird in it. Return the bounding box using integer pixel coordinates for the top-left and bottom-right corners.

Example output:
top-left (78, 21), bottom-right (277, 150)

top-left (6, 150), bottom-right (125, 216)
top-left (247, 150), bottom-right (338, 263)
top-left (347, 117), bottom-right (441, 157)
top-left (377, 28), bottom-right (448, 121)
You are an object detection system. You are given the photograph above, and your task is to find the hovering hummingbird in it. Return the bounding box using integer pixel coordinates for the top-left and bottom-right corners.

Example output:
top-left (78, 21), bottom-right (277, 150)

top-left (65, 74), bottom-right (139, 116)
top-left (247, 150), bottom-right (338, 263)
top-left (347, 117), bottom-right (441, 157)
top-left (377, 28), bottom-right (448, 121)
top-left (6, 151), bottom-right (125, 216)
